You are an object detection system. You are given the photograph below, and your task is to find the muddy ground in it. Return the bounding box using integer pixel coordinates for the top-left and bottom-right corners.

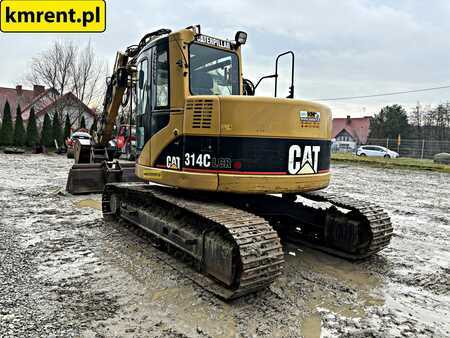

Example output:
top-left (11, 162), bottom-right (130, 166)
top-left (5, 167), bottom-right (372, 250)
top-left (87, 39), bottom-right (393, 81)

top-left (0, 153), bottom-right (448, 338)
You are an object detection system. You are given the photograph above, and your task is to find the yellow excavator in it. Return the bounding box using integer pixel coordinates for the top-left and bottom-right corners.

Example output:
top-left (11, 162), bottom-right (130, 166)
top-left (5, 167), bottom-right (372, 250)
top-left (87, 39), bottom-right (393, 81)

top-left (66, 26), bottom-right (393, 299)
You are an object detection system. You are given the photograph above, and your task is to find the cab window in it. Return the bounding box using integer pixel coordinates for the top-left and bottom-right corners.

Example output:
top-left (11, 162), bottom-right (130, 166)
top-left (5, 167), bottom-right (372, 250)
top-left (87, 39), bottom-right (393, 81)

top-left (189, 43), bottom-right (239, 95)
top-left (137, 59), bottom-right (149, 115)
top-left (150, 41), bottom-right (170, 137)
top-left (136, 58), bottom-right (149, 150)
top-left (154, 46), bottom-right (169, 108)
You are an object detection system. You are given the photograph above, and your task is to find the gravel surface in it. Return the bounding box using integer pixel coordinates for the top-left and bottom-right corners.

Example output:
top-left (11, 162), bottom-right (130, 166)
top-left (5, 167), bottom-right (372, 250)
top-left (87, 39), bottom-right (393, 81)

top-left (0, 153), bottom-right (448, 337)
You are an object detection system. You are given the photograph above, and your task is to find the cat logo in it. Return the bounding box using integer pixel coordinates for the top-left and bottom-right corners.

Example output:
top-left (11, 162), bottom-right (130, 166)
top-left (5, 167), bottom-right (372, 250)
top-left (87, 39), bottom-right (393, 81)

top-left (166, 156), bottom-right (181, 170)
top-left (288, 145), bottom-right (320, 175)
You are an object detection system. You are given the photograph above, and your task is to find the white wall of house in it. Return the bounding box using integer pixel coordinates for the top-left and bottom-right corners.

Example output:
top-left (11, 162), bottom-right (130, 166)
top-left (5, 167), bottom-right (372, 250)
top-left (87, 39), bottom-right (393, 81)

top-left (335, 140), bottom-right (357, 151)
top-left (36, 105), bottom-right (94, 131)
top-left (335, 130), bottom-right (357, 151)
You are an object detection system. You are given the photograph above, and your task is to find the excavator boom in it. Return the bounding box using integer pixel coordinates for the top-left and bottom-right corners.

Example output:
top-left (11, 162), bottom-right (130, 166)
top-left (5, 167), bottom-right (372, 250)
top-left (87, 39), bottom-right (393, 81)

top-left (66, 30), bottom-right (172, 194)
top-left (66, 52), bottom-right (137, 194)
top-left (98, 52), bottom-right (130, 146)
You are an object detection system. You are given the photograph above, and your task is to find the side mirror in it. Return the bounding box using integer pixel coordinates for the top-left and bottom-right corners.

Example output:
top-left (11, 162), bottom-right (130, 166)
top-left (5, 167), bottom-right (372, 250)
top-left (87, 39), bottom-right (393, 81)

top-left (138, 70), bottom-right (145, 89)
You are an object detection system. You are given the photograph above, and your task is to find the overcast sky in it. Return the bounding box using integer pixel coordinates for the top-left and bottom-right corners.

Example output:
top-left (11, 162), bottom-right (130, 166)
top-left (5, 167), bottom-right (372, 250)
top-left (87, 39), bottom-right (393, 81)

top-left (1, 0), bottom-right (450, 117)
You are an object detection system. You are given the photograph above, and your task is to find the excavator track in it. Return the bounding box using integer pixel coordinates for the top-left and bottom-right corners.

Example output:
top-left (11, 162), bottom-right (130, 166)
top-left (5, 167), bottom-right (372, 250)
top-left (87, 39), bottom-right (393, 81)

top-left (222, 191), bottom-right (393, 260)
top-left (298, 191), bottom-right (394, 258)
top-left (102, 183), bottom-right (284, 300)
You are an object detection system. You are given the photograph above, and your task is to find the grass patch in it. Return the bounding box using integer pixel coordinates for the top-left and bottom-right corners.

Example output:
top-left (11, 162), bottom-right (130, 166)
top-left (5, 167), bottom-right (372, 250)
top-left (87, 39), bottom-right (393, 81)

top-left (332, 152), bottom-right (450, 174)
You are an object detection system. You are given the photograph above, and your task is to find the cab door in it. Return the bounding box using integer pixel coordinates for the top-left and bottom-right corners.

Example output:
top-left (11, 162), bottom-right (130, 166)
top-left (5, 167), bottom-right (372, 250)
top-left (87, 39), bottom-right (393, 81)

top-left (149, 40), bottom-right (171, 165)
top-left (136, 39), bottom-right (172, 167)
top-left (136, 56), bottom-right (151, 160)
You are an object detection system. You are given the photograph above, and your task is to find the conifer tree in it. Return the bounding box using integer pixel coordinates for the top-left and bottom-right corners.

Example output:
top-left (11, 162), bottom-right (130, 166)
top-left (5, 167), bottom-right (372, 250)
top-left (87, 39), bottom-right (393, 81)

top-left (0, 101), bottom-right (14, 146)
top-left (26, 107), bottom-right (39, 147)
top-left (64, 113), bottom-right (71, 140)
top-left (89, 116), bottom-right (97, 135)
top-left (52, 113), bottom-right (63, 148)
top-left (80, 115), bottom-right (86, 129)
top-left (41, 113), bottom-right (53, 147)
top-left (13, 104), bottom-right (26, 146)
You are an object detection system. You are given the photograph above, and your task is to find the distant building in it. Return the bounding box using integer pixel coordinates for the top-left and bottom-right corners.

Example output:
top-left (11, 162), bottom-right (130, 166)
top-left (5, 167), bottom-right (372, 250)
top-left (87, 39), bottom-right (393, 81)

top-left (0, 84), bottom-right (96, 131)
top-left (332, 116), bottom-right (371, 151)
top-left (0, 85), bottom-right (49, 118)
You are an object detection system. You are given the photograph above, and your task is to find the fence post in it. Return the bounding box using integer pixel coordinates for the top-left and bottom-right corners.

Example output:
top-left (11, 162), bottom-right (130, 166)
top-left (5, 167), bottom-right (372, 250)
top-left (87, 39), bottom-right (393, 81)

top-left (386, 138), bottom-right (389, 148)
top-left (421, 139), bottom-right (425, 160)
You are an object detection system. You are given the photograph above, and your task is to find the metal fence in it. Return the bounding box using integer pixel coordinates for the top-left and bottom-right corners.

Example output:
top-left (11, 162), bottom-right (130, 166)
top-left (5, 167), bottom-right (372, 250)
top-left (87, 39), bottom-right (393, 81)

top-left (366, 138), bottom-right (450, 159)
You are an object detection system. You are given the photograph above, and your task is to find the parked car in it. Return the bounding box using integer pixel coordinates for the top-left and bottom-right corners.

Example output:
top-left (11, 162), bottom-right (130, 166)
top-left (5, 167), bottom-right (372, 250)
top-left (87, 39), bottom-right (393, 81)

top-left (66, 131), bottom-right (92, 158)
top-left (356, 145), bottom-right (399, 158)
top-left (434, 153), bottom-right (450, 164)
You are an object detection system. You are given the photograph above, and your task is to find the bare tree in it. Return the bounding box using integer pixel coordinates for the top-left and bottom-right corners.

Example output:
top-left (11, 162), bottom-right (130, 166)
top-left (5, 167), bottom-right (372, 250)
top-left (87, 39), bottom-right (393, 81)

top-left (70, 40), bottom-right (105, 107)
top-left (433, 104), bottom-right (449, 141)
top-left (26, 40), bottom-right (106, 126)
top-left (27, 40), bottom-right (76, 96)
top-left (409, 102), bottom-right (423, 139)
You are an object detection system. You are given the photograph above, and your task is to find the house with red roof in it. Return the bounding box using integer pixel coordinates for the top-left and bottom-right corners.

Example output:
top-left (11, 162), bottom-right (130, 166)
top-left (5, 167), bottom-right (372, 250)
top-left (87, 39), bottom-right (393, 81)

top-left (0, 84), bottom-right (97, 131)
top-left (0, 85), bottom-right (50, 118)
top-left (332, 116), bottom-right (371, 151)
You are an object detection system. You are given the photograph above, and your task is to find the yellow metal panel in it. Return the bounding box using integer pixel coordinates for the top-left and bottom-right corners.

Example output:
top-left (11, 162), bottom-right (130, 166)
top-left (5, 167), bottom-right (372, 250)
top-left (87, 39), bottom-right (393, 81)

top-left (219, 96), bottom-right (331, 139)
top-left (137, 139), bottom-right (151, 166)
top-left (218, 172), bottom-right (331, 194)
top-left (169, 29), bottom-right (194, 104)
top-left (150, 113), bottom-right (184, 165)
top-left (136, 163), bottom-right (329, 194)
top-left (168, 33), bottom-right (191, 109)
top-left (136, 113), bottom-right (183, 168)
top-left (136, 164), bottom-right (218, 191)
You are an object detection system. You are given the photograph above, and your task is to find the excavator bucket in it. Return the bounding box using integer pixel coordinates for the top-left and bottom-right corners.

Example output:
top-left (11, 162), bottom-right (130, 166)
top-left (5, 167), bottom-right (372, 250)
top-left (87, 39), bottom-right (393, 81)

top-left (66, 138), bottom-right (142, 195)
top-left (66, 161), bottom-right (140, 195)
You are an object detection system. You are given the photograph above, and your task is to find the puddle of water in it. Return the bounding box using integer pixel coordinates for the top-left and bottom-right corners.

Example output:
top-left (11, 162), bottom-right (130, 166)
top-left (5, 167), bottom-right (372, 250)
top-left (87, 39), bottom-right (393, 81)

top-left (301, 312), bottom-right (321, 338)
top-left (150, 287), bottom-right (237, 338)
top-left (99, 229), bottom-right (237, 337)
top-left (293, 247), bottom-right (385, 336)
top-left (298, 249), bottom-right (380, 290)
top-left (75, 199), bottom-right (102, 210)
